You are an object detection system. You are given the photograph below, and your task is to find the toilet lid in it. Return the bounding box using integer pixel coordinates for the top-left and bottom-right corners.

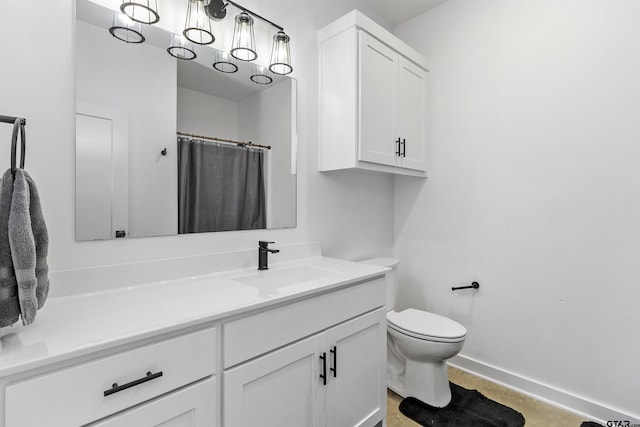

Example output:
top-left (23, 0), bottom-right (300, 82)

top-left (387, 309), bottom-right (467, 341)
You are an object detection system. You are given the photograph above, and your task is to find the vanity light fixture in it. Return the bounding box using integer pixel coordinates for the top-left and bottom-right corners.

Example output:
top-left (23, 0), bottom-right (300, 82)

top-left (230, 12), bottom-right (257, 61)
top-left (183, 0), bottom-right (215, 45)
top-left (213, 50), bottom-right (238, 73)
top-left (269, 31), bottom-right (293, 75)
top-left (120, 0), bottom-right (159, 25)
top-left (109, 11), bottom-right (145, 44)
top-left (250, 64), bottom-right (273, 85)
top-left (108, 0), bottom-right (293, 82)
top-left (208, 0), bottom-right (293, 78)
top-left (167, 33), bottom-right (197, 60)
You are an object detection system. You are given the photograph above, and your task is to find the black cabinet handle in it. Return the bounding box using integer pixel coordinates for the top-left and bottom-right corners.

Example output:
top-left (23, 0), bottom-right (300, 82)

top-left (395, 138), bottom-right (401, 156)
top-left (330, 346), bottom-right (337, 378)
top-left (104, 371), bottom-right (163, 397)
top-left (401, 138), bottom-right (406, 157)
top-left (319, 353), bottom-right (327, 385)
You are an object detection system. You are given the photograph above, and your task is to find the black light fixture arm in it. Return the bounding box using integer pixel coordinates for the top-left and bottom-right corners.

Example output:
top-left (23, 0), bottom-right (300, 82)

top-left (208, 0), bottom-right (284, 31)
top-left (226, 0), bottom-right (284, 31)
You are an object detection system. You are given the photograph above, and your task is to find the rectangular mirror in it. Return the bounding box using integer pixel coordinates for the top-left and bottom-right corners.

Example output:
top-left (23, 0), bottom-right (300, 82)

top-left (75, 0), bottom-right (297, 241)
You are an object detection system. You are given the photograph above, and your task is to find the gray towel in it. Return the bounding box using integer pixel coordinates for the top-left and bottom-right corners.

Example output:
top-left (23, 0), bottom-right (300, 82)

top-left (0, 169), bottom-right (20, 327)
top-left (24, 171), bottom-right (49, 308)
top-left (9, 169), bottom-right (38, 325)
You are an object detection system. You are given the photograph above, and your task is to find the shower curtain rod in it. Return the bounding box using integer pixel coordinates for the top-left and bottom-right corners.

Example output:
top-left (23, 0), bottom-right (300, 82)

top-left (177, 131), bottom-right (271, 150)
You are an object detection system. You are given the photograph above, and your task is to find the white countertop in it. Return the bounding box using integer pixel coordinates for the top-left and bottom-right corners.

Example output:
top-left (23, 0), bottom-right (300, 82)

top-left (0, 256), bottom-right (387, 377)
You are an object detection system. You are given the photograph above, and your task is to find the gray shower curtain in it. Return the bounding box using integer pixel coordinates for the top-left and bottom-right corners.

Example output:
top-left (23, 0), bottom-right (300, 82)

top-left (178, 137), bottom-right (266, 233)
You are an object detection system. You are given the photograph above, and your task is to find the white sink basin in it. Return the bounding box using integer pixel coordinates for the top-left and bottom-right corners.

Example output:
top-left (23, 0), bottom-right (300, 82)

top-left (233, 265), bottom-right (339, 290)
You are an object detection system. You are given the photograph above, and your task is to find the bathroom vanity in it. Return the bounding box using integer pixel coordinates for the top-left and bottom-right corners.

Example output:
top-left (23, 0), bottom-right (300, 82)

top-left (0, 245), bottom-right (387, 427)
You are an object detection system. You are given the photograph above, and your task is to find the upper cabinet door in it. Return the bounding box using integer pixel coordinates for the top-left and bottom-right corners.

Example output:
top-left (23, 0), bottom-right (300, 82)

top-left (397, 57), bottom-right (427, 171)
top-left (358, 31), bottom-right (399, 167)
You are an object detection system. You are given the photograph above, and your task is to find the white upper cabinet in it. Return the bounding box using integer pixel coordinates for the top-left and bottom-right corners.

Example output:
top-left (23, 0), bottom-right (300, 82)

top-left (319, 10), bottom-right (428, 177)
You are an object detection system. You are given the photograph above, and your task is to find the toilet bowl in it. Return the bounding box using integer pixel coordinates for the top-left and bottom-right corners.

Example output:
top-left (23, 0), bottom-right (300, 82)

top-left (387, 308), bottom-right (466, 407)
top-left (360, 258), bottom-right (467, 408)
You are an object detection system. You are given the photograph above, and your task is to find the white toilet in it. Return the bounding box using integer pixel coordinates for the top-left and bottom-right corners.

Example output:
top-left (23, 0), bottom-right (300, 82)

top-left (360, 258), bottom-right (467, 408)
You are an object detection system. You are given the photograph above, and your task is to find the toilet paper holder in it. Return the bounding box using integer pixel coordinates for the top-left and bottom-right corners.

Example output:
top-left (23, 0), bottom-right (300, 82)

top-left (451, 281), bottom-right (480, 291)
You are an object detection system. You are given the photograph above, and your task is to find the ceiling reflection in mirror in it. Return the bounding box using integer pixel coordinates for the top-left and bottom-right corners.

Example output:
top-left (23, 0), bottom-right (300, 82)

top-left (75, 0), bottom-right (297, 241)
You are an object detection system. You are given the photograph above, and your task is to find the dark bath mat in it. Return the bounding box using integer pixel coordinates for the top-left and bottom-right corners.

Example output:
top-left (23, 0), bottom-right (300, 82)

top-left (399, 382), bottom-right (525, 427)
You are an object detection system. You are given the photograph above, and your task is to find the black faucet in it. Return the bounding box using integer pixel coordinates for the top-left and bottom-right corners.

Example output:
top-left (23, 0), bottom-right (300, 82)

top-left (258, 241), bottom-right (279, 270)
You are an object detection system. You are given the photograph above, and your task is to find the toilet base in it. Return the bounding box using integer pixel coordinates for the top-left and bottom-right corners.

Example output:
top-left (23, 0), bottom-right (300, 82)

top-left (387, 359), bottom-right (452, 408)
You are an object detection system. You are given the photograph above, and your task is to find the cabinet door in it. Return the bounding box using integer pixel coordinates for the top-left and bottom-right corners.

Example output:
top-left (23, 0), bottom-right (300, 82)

top-left (397, 56), bottom-right (427, 171)
top-left (358, 31), bottom-right (398, 167)
top-left (88, 377), bottom-right (216, 427)
top-left (224, 333), bottom-right (326, 427)
top-left (325, 308), bottom-right (387, 427)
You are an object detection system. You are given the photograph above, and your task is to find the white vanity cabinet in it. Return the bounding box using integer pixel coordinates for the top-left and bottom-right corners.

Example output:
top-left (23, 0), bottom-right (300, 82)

top-left (0, 251), bottom-right (388, 427)
top-left (3, 327), bottom-right (217, 427)
top-left (319, 10), bottom-right (428, 177)
top-left (222, 278), bottom-right (387, 427)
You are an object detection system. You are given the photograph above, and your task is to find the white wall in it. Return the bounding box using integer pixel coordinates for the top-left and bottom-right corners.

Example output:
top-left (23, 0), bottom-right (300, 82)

top-left (76, 20), bottom-right (177, 238)
top-left (239, 79), bottom-right (296, 229)
top-left (0, 0), bottom-right (394, 275)
top-left (177, 87), bottom-right (239, 140)
top-left (395, 0), bottom-right (640, 421)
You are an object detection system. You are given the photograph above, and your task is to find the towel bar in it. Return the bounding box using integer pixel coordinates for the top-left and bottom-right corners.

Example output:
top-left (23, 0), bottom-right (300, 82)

top-left (5, 117), bottom-right (26, 173)
top-left (0, 115), bottom-right (25, 125)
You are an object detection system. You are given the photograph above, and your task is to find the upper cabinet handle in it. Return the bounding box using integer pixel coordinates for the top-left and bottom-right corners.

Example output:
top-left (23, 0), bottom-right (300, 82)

top-left (401, 138), bottom-right (406, 157)
top-left (396, 138), bottom-right (402, 156)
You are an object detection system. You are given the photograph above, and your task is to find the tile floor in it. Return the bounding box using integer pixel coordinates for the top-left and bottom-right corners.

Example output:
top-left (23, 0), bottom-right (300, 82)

top-left (386, 366), bottom-right (598, 427)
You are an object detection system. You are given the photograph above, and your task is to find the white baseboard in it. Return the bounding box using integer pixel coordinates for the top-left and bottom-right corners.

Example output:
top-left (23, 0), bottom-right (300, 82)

top-left (449, 354), bottom-right (640, 425)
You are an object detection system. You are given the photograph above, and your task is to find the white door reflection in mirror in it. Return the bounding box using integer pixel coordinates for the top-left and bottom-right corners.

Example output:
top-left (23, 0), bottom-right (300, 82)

top-left (75, 102), bottom-right (129, 241)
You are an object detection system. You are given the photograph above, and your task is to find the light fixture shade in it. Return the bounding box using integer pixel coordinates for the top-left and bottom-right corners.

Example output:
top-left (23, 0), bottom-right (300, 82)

top-left (250, 64), bottom-right (273, 85)
top-left (231, 12), bottom-right (257, 61)
top-left (120, 0), bottom-right (159, 25)
top-left (109, 12), bottom-right (145, 44)
top-left (183, 0), bottom-right (215, 45)
top-left (213, 50), bottom-right (238, 73)
top-left (167, 33), bottom-right (197, 60)
top-left (269, 31), bottom-right (293, 75)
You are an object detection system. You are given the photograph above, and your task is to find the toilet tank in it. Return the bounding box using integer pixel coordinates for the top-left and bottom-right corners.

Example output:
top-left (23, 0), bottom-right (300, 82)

top-left (359, 258), bottom-right (400, 311)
